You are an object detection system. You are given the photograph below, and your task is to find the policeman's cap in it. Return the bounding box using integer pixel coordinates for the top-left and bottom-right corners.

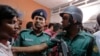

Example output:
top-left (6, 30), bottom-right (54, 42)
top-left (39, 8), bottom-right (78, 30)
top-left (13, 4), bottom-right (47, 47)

top-left (31, 9), bottom-right (47, 20)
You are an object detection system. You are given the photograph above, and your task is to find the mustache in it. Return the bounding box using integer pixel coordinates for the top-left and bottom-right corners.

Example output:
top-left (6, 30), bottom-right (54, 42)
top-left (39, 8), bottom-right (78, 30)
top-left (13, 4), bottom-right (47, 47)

top-left (35, 22), bottom-right (41, 25)
top-left (34, 22), bottom-right (42, 28)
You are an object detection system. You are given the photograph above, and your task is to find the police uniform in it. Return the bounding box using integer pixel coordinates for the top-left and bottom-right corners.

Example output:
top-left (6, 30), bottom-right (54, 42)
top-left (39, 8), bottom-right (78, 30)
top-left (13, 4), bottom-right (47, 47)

top-left (46, 6), bottom-right (99, 56)
top-left (13, 29), bottom-right (50, 56)
top-left (54, 30), bottom-right (94, 56)
top-left (13, 9), bottom-right (50, 56)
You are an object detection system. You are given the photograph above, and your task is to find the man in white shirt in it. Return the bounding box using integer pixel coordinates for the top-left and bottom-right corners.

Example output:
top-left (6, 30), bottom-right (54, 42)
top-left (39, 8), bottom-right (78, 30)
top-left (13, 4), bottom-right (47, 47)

top-left (0, 41), bottom-right (13, 56)
top-left (0, 4), bottom-right (20, 56)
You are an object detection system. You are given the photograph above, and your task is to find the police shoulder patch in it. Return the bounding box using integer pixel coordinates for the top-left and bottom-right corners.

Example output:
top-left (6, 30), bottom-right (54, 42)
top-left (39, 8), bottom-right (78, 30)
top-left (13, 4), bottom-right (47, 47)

top-left (93, 45), bottom-right (99, 53)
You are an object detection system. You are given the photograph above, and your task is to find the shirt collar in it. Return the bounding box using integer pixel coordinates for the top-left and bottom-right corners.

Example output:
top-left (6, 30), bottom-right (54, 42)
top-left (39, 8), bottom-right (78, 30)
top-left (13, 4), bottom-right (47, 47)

top-left (30, 30), bottom-right (43, 37)
top-left (77, 30), bottom-right (85, 36)
top-left (0, 41), bottom-right (11, 50)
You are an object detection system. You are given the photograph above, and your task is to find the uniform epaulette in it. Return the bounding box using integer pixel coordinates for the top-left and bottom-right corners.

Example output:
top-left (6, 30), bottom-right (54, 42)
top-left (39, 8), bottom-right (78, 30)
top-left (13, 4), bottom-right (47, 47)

top-left (81, 31), bottom-right (94, 41)
top-left (85, 32), bottom-right (94, 38)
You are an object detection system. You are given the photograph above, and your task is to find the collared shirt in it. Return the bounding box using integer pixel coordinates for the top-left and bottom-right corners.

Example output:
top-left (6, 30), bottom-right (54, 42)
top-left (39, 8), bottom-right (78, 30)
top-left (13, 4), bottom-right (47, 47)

top-left (55, 30), bottom-right (94, 56)
top-left (13, 29), bottom-right (50, 56)
top-left (0, 41), bottom-right (13, 56)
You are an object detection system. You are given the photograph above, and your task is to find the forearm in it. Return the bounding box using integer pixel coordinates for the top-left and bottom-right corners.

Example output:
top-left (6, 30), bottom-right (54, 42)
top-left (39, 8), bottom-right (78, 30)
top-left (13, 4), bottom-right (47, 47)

top-left (12, 43), bottom-right (48, 52)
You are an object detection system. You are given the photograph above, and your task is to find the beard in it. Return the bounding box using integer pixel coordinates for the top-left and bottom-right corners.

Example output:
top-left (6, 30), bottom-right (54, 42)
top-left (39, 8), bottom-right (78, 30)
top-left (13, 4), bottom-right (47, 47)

top-left (63, 26), bottom-right (68, 31)
top-left (63, 24), bottom-right (71, 31)
top-left (63, 25), bottom-right (73, 32)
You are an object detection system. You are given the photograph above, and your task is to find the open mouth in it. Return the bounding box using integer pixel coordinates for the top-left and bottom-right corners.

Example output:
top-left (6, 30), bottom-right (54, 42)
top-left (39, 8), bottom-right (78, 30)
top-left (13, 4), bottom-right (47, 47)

top-left (35, 23), bottom-right (41, 28)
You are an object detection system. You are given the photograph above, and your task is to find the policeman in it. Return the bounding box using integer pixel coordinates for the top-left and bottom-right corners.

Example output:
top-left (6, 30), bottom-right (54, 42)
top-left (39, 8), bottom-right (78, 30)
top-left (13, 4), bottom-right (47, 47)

top-left (55, 6), bottom-right (94, 56)
top-left (47, 6), bottom-right (93, 56)
top-left (13, 9), bottom-right (50, 56)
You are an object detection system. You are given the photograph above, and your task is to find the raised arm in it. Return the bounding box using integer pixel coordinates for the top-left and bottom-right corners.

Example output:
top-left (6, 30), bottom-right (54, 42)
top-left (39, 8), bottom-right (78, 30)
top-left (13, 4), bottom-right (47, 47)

top-left (12, 43), bottom-right (48, 52)
top-left (12, 40), bottom-right (48, 56)
top-left (12, 38), bottom-right (59, 53)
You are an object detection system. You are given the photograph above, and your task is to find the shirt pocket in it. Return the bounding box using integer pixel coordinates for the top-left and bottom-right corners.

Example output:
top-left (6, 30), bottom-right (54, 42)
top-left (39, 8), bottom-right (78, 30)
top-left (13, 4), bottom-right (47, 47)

top-left (22, 38), bottom-right (36, 46)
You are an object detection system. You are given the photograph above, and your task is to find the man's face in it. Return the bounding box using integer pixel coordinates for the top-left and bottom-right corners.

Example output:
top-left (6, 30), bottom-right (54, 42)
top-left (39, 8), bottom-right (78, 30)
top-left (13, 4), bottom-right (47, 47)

top-left (0, 17), bottom-right (19, 38)
top-left (61, 13), bottom-right (70, 29)
top-left (32, 16), bottom-right (46, 30)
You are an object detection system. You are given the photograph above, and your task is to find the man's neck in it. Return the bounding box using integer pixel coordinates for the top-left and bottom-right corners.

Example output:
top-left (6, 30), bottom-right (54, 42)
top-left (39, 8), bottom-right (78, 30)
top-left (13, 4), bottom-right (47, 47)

top-left (67, 29), bottom-right (79, 40)
top-left (34, 29), bottom-right (42, 34)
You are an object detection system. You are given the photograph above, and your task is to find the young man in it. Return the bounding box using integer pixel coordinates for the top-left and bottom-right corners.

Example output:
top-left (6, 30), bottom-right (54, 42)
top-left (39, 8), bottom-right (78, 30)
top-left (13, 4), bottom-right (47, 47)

top-left (0, 4), bottom-right (20, 56)
top-left (13, 9), bottom-right (50, 56)
top-left (12, 6), bottom-right (95, 56)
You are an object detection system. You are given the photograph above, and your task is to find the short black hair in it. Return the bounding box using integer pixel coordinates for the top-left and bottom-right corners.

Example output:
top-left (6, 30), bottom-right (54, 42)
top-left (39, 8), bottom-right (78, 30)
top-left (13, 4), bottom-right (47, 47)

top-left (97, 13), bottom-right (100, 26)
top-left (48, 23), bottom-right (54, 28)
top-left (0, 4), bottom-right (19, 22)
top-left (53, 23), bottom-right (62, 32)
